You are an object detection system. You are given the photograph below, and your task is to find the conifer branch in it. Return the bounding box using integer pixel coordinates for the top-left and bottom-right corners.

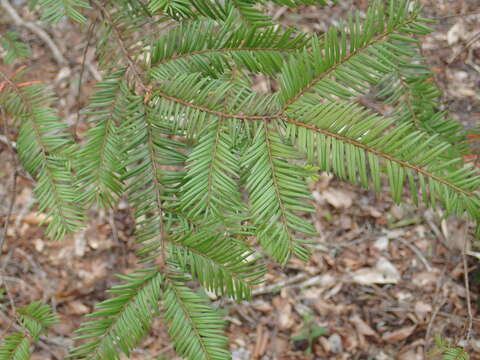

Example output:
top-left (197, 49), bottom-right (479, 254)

top-left (162, 271), bottom-right (230, 360)
top-left (165, 279), bottom-right (211, 359)
top-left (76, 70), bottom-right (127, 208)
top-left (0, 301), bottom-right (57, 360)
top-left (287, 117), bottom-right (475, 198)
top-left (91, 0), bottom-right (146, 87)
top-left (0, 71), bottom-right (82, 239)
top-left (153, 90), bottom-right (278, 120)
top-left (145, 112), bottom-right (167, 266)
top-left (70, 269), bottom-right (163, 360)
top-left (262, 120), bottom-right (297, 259)
top-left (153, 46), bottom-right (298, 67)
top-left (278, 16), bottom-right (419, 112)
top-left (0, 0), bottom-right (67, 65)
top-left (168, 228), bottom-right (265, 300)
top-left (5, 1), bottom-right (475, 359)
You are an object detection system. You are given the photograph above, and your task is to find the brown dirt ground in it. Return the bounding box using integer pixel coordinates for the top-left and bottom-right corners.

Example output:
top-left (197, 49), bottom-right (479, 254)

top-left (0, 0), bottom-right (479, 359)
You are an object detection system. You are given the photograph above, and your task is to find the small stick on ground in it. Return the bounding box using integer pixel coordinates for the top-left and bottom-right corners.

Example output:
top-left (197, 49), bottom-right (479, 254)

top-left (73, 18), bottom-right (98, 140)
top-left (397, 238), bottom-right (432, 271)
top-left (424, 211), bottom-right (450, 249)
top-left (0, 108), bottom-right (17, 254)
top-left (462, 225), bottom-right (473, 344)
top-left (252, 272), bottom-right (310, 297)
top-left (449, 31), bottom-right (480, 64)
top-left (0, 107), bottom-right (18, 318)
top-left (0, 134), bottom-right (17, 149)
top-left (424, 265), bottom-right (447, 358)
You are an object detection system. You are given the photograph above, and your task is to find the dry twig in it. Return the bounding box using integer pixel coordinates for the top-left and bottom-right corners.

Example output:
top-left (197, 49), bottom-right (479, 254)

top-left (424, 211), bottom-right (450, 249)
top-left (0, 109), bottom-right (17, 254)
top-left (252, 272), bottom-right (310, 297)
top-left (73, 18), bottom-right (98, 140)
top-left (449, 31), bottom-right (480, 64)
top-left (461, 226), bottom-right (473, 344)
top-left (424, 265), bottom-right (448, 356)
top-left (0, 134), bottom-right (17, 149)
top-left (0, 107), bottom-right (18, 320)
top-left (397, 238), bottom-right (432, 271)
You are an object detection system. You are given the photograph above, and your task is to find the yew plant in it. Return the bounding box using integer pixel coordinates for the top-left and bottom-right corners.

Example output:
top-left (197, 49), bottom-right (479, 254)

top-left (0, 0), bottom-right (479, 359)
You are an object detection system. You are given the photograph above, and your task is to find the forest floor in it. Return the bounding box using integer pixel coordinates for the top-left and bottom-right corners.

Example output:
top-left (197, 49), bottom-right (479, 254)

top-left (0, 0), bottom-right (479, 359)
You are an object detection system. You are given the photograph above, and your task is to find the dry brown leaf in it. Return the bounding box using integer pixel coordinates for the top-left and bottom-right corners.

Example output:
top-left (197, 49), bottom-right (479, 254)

top-left (314, 299), bottom-right (353, 316)
top-left (316, 172), bottom-right (333, 190)
top-left (455, 87), bottom-right (477, 97)
top-left (272, 296), bottom-right (294, 330)
top-left (318, 335), bottom-right (331, 354)
top-left (66, 300), bottom-right (90, 315)
top-left (51, 320), bottom-right (76, 336)
top-left (268, 333), bottom-right (289, 355)
top-left (253, 324), bottom-right (269, 359)
top-left (322, 188), bottom-right (355, 209)
top-left (340, 249), bottom-right (366, 270)
top-left (375, 352), bottom-right (391, 360)
top-left (397, 349), bottom-right (422, 360)
top-left (470, 338), bottom-right (480, 353)
top-left (414, 301), bottom-right (432, 323)
top-left (314, 341), bottom-right (328, 357)
top-left (350, 314), bottom-right (379, 339)
top-left (351, 257), bottom-right (401, 285)
top-left (367, 206), bottom-right (382, 218)
top-left (252, 300), bottom-right (273, 313)
top-left (412, 270), bottom-right (439, 288)
top-left (23, 212), bottom-right (51, 225)
top-left (34, 238), bottom-right (44, 252)
top-left (342, 328), bottom-right (359, 352)
top-left (447, 21), bottom-right (467, 45)
top-left (382, 325), bottom-right (416, 343)
top-left (324, 282), bottom-right (343, 299)
top-left (328, 333), bottom-right (343, 354)
top-left (74, 230), bottom-right (86, 257)
top-left (373, 236), bottom-right (389, 251)
top-left (390, 205), bottom-right (404, 219)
